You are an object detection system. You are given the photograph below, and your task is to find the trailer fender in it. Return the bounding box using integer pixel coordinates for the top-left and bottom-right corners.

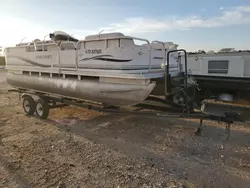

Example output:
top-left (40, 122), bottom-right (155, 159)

top-left (21, 93), bottom-right (29, 99)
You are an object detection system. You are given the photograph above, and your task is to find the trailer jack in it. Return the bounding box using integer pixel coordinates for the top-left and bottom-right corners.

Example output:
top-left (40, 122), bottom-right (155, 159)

top-left (195, 110), bottom-right (243, 140)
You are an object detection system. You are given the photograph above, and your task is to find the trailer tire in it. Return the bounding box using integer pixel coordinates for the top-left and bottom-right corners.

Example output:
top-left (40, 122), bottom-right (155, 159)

top-left (22, 96), bottom-right (35, 115)
top-left (35, 98), bottom-right (49, 119)
top-left (172, 93), bottom-right (186, 106)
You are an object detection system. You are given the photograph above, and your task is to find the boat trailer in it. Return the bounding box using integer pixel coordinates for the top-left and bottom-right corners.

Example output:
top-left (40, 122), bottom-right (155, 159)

top-left (7, 49), bottom-right (250, 140)
top-left (8, 88), bottom-right (250, 141)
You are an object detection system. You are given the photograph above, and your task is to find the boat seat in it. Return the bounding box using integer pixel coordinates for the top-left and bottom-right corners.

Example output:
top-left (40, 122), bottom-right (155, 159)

top-left (35, 45), bottom-right (48, 51)
top-left (60, 43), bottom-right (76, 50)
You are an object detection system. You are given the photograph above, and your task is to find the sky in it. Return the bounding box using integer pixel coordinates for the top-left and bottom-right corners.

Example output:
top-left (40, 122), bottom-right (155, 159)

top-left (0, 0), bottom-right (250, 51)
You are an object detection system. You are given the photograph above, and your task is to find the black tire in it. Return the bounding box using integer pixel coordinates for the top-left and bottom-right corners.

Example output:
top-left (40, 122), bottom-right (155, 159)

top-left (172, 93), bottom-right (186, 106)
top-left (22, 96), bottom-right (35, 115)
top-left (35, 98), bottom-right (49, 119)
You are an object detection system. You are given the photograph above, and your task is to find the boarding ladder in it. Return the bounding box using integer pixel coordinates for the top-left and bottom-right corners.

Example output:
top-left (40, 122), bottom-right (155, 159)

top-left (150, 41), bottom-right (194, 110)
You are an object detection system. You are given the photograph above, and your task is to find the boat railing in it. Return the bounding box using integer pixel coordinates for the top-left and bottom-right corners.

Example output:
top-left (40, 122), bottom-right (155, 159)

top-left (76, 36), bottom-right (151, 71)
top-left (33, 41), bottom-right (58, 51)
top-left (59, 41), bottom-right (77, 50)
top-left (16, 36), bottom-right (172, 73)
top-left (151, 41), bottom-right (166, 72)
top-left (151, 41), bottom-right (167, 95)
top-left (59, 41), bottom-right (78, 70)
top-left (129, 37), bottom-right (151, 71)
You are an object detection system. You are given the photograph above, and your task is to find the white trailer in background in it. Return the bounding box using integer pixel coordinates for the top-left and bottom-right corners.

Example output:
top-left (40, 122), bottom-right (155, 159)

top-left (186, 48), bottom-right (250, 102)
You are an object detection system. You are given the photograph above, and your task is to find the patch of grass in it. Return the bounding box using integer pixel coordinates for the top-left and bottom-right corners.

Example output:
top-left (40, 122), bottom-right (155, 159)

top-left (0, 56), bottom-right (6, 65)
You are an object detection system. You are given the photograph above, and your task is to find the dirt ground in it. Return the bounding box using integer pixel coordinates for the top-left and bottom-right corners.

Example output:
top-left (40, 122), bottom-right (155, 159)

top-left (0, 70), bottom-right (250, 188)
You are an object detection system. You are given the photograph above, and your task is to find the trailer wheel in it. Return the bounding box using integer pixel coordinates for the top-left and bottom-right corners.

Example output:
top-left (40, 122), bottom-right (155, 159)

top-left (35, 98), bottom-right (49, 119)
top-left (22, 96), bottom-right (35, 115)
top-left (172, 93), bottom-right (186, 106)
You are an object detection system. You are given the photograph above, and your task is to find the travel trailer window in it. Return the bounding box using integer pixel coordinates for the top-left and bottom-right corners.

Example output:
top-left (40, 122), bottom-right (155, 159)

top-left (208, 60), bottom-right (229, 74)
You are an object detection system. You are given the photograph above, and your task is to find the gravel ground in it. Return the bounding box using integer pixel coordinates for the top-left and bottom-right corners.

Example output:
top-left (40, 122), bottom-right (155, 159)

top-left (0, 70), bottom-right (250, 188)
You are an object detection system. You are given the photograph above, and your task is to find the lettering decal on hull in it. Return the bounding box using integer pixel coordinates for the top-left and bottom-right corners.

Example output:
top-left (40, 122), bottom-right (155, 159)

top-left (85, 49), bottom-right (102, 54)
top-left (8, 55), bottom-right (52, 68)
top-left (78, 55), bottom-right (132, 63)
top-left (153, 57), bottom-right (163, 60)
top-left (36, 55), bottom-right (52, 59)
